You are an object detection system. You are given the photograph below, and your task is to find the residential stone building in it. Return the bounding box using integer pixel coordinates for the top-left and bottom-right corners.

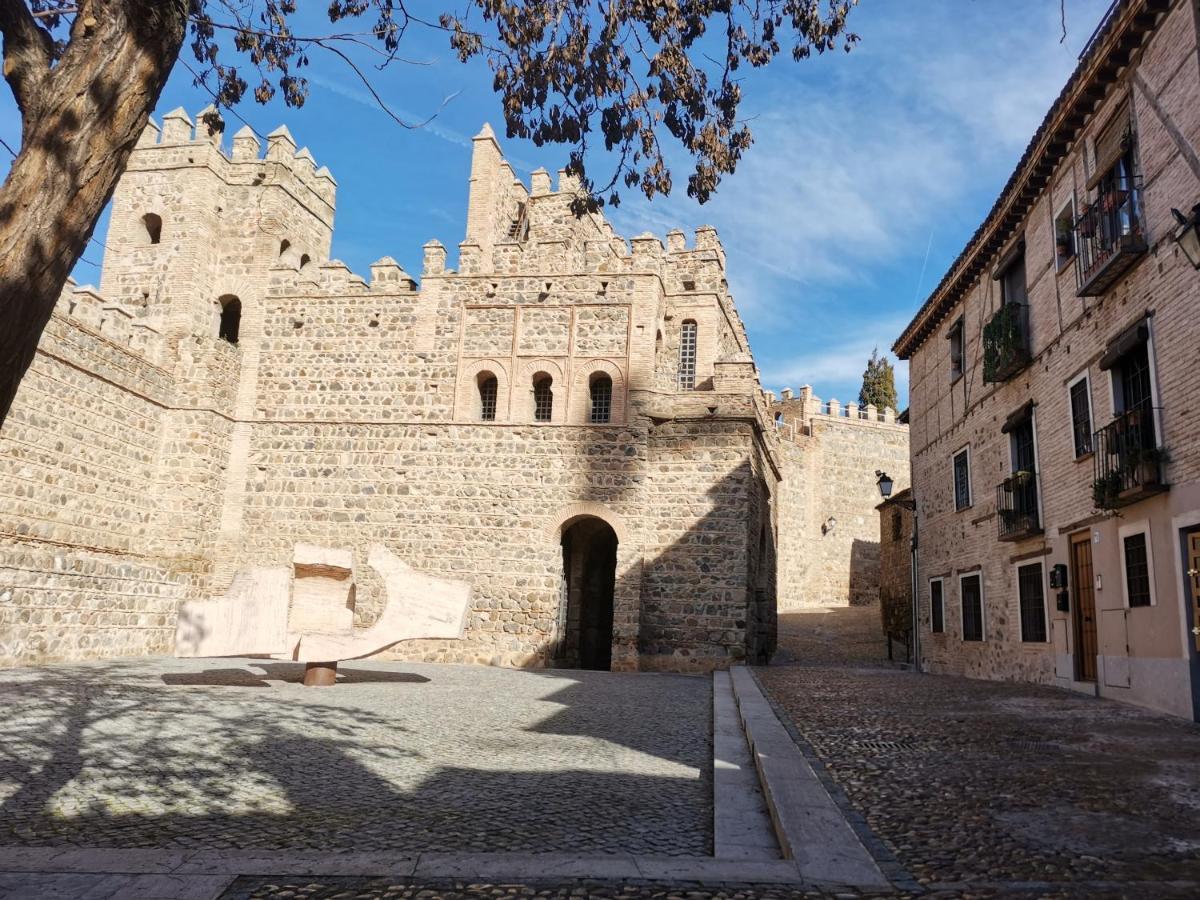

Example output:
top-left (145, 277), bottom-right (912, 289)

top-left (0, 108), bottom-right (908, 674)
top-left (877, 487), bottom-right (915, 661)
top-left (895, 0), bottom-right (1200, 720)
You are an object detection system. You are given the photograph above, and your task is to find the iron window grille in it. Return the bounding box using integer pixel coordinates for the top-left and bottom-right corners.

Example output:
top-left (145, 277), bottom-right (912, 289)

top-left (930, 579), bottom-right (944, 633)
top-left (1017, 563), bottom-right (1048, 642)
top-left (953, 448), bottom-right (971, 510)
top-left (1069, 377), bottom-right (1093, 457)
top-left (678, 320), bottom-right (697, 390)
top-left (589, 375), bottom-right (612, 424)
top-left (478, 375), bottom-right (498, 421)
top-left (961, 574), bottom-right (984, 642)
top-left (533, 376), bottom-right (554, 422)
top-left (1122, 532), bottom-right (1152, 608)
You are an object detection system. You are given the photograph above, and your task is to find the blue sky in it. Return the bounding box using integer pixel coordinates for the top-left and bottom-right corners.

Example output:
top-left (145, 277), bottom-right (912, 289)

top-left (0, 0), bottom-right (1113, 406)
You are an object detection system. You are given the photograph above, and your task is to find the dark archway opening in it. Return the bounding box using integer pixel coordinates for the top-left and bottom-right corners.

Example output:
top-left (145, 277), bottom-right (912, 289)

top-left (557, 518), bottom-right (617, 671)
top-left (218, 295), bottom-right (241, 345)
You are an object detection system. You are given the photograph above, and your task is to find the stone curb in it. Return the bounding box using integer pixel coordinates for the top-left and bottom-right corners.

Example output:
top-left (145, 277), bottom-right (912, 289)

top-left (0, 847), bottom-right (834, 890)
top-left (749, 665), bottom-right (922, 894)
top-left (729, 666), bottom-right (891, 890)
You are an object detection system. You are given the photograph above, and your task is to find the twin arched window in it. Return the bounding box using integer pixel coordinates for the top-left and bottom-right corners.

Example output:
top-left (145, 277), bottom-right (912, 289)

top-left (533, 374), bottom-right (554, 422)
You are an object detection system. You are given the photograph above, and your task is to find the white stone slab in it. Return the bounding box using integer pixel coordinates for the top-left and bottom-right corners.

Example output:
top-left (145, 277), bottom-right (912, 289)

top-left (174, 567), bottom-right (290, 658)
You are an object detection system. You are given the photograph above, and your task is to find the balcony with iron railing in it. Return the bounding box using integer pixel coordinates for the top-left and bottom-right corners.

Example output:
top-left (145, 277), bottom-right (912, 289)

top-left (1092, 400), bottom-right (1168, 509)
top-left (982, 302), bottom-right (1031, 384)
top-left (996, 470), bottom-right (1041, 542)
top-left (1074, 179), bottom-right (1147, 296)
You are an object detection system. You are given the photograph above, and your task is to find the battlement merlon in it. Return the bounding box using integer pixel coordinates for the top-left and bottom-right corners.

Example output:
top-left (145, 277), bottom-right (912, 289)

top-left (129, 108), bottom-right (337, 220)
top-left (461, 122), bottom-right (727, 279)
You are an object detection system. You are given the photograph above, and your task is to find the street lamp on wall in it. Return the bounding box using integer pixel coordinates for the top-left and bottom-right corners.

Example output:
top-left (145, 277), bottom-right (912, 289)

top-left (1170, 204), bottom-right (1200, 269)
top-left (876, 470), bottom-right (894, 500)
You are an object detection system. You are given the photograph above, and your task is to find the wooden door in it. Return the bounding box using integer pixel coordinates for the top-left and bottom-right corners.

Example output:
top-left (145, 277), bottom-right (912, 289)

top-left (1188, 532), bottom-right (1200, 654)
top-left (1071, 532), bottom-right (1098, 682)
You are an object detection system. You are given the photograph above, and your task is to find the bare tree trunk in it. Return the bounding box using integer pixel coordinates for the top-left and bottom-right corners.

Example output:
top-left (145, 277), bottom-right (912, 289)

top-left (0, 0), bottom-right (187, 427)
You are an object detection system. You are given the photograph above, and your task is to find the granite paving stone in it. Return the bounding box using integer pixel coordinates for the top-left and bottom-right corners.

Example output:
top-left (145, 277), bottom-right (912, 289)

top-left (0, 657), bottom-right (711, 856)
top-left (756, 606), bottom-right (1200, 897)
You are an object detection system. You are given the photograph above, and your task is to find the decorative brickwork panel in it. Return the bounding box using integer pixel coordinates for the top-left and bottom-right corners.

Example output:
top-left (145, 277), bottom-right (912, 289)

top-left (518, 307), bottom-right (571, 355)
top-left (574, 306), bottom-right (628, 356)
top-left (463, 307), bottom-right (515, 356)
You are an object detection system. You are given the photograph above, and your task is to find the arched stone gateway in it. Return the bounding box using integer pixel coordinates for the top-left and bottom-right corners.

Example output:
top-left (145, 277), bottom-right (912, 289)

top-left (557, 517), bottom-right (618, 670)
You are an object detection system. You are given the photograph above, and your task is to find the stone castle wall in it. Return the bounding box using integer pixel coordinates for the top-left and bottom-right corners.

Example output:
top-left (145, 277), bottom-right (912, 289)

top-left (770, 387), bottom-right (911, 611)
top-left (0, 115), bottom-right (782, 672)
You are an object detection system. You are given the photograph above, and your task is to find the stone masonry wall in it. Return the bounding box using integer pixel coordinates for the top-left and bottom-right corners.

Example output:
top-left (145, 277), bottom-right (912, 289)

top-left (771, 387), bottom-right (911, 610)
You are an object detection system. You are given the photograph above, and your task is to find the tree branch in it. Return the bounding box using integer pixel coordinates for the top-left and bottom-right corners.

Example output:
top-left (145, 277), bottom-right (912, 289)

top-left (0, 0), bottom-right (55, 115)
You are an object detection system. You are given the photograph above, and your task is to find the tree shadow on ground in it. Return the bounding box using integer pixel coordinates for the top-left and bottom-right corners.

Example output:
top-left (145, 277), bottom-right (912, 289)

top-left (0, 658), bottom-right (710, 855)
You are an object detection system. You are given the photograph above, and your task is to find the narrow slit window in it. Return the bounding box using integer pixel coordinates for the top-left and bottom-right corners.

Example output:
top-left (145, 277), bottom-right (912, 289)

top-left (218, 295), bottom-right (241, 345)
top-left (478, 374), bottom-right (498, 422)
top-left (678, 320), bottom-right (697, 390)
top-left (930, 579), bottom-right (944, 634)
top-left (142, 213), bottom-right (162, 245)
top-left (533, 374), bottom-right (553, 422)
top-left (589, 374), bottom-right (612, 424)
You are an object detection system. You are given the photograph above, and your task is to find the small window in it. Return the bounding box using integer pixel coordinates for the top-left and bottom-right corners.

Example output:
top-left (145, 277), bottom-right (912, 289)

top-left (953, 447), bottom-right (972, 511)
top-left (477, 373), bottom-right (498, 422)
top-left (999, 246), bottom-right (1028, 307)
top-left (948, 318), bottom-right (964, 381)
top-left (678, 320), bottom-right (697, 390)
top-left (1068, 373), bottom-right (1093, 457)
top-left (589, 374), bottom-right (612, 424)
top-left (142, 213), bottom-right (162, 245)
top-left (930, 578), bottom-right (944, 634)
top-left (217, 295), bottom-right (241, 345)
top-left (1122, 531), bottom-right (1152, 608)
top-left (960, 573), bottom-right (984, 642)
top-left (299, 253), bottom-right (311, 271)
top-left (1054, 200), bottom-right (1076, 269)
top-left (1017, 563), bottom-right (1048, 642)
top-left (533, 374), bottom-right (553, 422)
top-left (279, 239), bottom-right (291, 257)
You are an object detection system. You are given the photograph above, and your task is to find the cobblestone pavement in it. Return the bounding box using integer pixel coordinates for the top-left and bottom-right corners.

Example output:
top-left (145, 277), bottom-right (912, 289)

top-left (0, 658), bottom-right (711, 855)
top-left (755, 606), bottom-right (1200, 897)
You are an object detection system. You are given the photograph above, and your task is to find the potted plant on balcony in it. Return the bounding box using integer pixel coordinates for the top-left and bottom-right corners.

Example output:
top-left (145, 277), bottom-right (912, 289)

top-left (1123, 445), bottom-right (1170, 493)
top-left (1092, 471), bottom-right (1125, 510)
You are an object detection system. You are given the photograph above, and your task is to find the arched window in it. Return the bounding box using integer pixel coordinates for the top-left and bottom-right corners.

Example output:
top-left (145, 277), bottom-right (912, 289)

top-left (279, 239), bottom-right (291, 257)
top-left (142, 213), bottom-right (162, 245)
top-left (218, 295), bottom-right (241, 345)
top-left (478, 373), bottom-right (498, 421)
top-left (678, 319), bottom-right (697, 390)
top-left (299, 253), bottom-right (311, 271)
top-left (774, 411), bottom-right (784, 427)
top-left (589, 374), bottom-right (612, 424)
top-left (533, 374), bottom-right (554, 422)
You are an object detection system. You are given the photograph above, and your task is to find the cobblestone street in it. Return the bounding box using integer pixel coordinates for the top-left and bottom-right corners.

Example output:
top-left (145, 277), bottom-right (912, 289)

top-left (0, 658), bottom-right (711, 856)
top-left (757, 605), bottom-right (1200, 897)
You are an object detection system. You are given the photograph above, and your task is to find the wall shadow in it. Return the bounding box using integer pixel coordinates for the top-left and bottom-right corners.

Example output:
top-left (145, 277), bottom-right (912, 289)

top-left (847, 537), bottom-right (881, 607)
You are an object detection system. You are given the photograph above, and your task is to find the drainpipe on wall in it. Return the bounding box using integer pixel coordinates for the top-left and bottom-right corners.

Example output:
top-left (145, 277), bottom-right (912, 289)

top-left (910, 508), bottom-right (921, 674)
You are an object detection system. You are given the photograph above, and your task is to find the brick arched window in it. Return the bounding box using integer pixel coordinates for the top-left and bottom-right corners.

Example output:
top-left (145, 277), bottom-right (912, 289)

top-left (218, 294), bottom-right (241, 345)
top-left (533, 374), bottom-right (554, 422)
top-left (477, 372), bottom-right (498, 421)
top-left (299, 253), bottom-right (311, 271)
top-left (589, 374), bottom-right (612, 424)
top-left (279, 239), bottom-right (291, 257)
top-left (679, 320), bottom-right (697, 390)
top-left (142, 213), bottom-right (162, 245)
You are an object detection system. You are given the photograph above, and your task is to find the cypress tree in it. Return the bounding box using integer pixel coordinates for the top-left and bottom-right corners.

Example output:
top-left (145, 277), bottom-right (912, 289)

top-left (859, 348), bottom-right (898, 412)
